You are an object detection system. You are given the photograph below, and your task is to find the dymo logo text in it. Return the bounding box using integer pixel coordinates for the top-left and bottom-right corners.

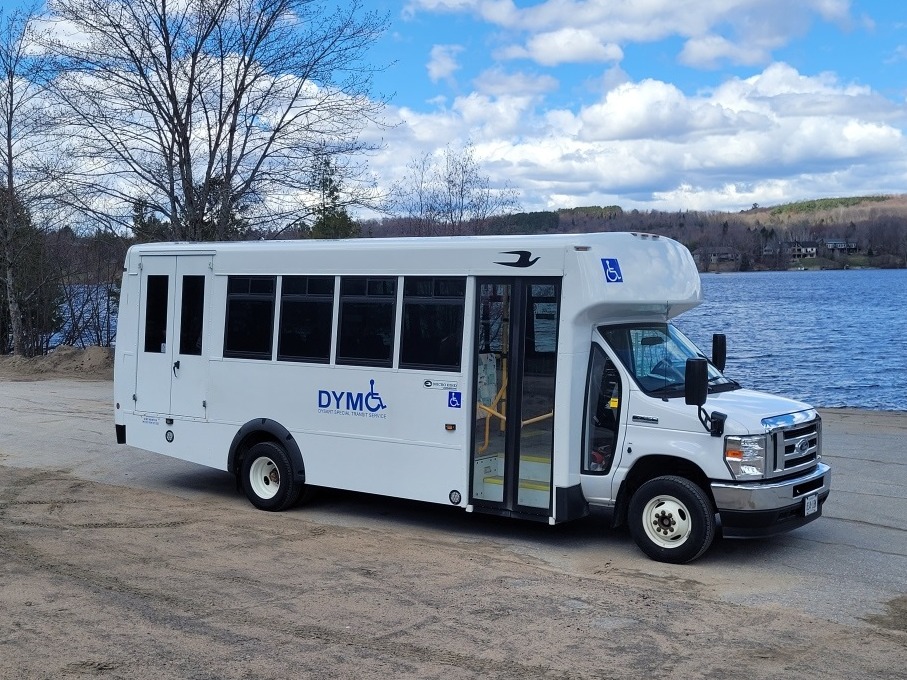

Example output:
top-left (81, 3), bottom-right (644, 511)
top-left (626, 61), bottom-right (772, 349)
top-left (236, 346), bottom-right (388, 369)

top-left (318, 379), bottom-right (388, 419)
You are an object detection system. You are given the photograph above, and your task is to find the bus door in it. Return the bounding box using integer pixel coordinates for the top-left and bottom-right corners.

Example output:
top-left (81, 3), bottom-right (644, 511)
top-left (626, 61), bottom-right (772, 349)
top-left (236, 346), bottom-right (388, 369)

top-left (579, 342), bottom-right (625, 504)
top-left (135, 255), bottom-right (211, 418)
top-left (470, 278), bottom-right (561, 517)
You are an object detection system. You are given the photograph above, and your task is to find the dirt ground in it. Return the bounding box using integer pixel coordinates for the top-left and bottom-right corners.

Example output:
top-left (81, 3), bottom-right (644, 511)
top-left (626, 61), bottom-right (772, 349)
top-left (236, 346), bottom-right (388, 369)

top-left (0, 349), bottom-right (905, 679)
top-left (0, 345), bottom-right (114, 381)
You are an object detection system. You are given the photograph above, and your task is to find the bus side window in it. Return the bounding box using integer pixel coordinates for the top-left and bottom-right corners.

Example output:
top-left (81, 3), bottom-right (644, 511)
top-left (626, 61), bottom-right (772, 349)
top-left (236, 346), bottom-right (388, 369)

top-left (277, 276), bottom-right (334, 363)
top-left (143, 275), bottom-right (169, 353)
top-left (223, 276), bottom-right (276, 360)
top-left (336, 277), bottom-right (396, 367)
top-left (399, 277), bottom-right (465, 372)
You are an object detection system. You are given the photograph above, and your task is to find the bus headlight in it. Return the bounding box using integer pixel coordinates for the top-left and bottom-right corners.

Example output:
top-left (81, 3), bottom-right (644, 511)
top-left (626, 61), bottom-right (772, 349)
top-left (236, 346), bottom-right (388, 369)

top-left (725, 435), bottom-right (766, 480)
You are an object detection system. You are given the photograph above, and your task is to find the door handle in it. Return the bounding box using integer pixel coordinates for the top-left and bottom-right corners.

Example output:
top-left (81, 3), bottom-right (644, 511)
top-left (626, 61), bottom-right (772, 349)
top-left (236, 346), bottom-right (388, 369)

top-left (172, 360), bottom-right (180, 377)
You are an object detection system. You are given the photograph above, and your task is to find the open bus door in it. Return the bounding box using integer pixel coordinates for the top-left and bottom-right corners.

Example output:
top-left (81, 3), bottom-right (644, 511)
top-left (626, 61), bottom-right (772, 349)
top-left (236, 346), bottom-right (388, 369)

top-left (470, 278), bottom-right (561, 519)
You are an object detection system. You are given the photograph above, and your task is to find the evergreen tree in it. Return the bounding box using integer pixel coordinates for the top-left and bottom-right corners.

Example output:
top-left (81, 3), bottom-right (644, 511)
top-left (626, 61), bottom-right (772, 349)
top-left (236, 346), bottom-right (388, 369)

top-left (309, 157), bottom-right (359, 239)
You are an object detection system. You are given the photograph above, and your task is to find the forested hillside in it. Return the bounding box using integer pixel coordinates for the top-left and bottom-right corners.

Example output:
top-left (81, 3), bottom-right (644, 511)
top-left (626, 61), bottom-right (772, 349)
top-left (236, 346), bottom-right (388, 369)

top-left (3, 195), bottom-right (905, 356)
top-left (366, 194), bottom-right (907, 271)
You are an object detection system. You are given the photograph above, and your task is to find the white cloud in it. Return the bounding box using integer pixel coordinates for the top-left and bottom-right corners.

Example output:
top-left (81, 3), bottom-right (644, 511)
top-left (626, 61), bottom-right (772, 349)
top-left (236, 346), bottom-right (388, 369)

top-left (473, 67), bottom-right (559, 96)
top-left (407, 0), bottom-right (857, 71)
top-left (499, 28), bottom-right (623, 66)
top-left (367, 61), bottom-right (907, 214)
top-left (427, 44), bottom-right (465, 83)
top-left (577, 79), bottom-right (739, 142)
top-left (679, 35), bottom-right (772, 68)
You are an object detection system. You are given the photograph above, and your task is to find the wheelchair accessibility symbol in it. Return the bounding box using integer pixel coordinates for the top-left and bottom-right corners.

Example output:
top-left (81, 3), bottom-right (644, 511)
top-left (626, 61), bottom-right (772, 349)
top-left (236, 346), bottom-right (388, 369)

top-left (365, 379), bottom-right (387, 412)
top-left (601, 258), bottom-right (623, 283)
top-left (448, 391), bottom-right (462, 408)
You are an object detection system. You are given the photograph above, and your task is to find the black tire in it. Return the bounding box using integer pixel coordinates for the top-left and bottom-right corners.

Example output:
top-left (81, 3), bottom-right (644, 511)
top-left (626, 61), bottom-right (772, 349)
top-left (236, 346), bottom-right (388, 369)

top-left (628, 475), bottom-right (716, 564)
top-left (240, 441), bottom-right (302, 511)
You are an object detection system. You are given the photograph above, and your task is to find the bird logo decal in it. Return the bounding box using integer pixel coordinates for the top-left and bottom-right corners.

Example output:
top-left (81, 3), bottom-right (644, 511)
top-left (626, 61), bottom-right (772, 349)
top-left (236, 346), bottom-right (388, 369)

top-left (494, 250), bottom-right (539, 268)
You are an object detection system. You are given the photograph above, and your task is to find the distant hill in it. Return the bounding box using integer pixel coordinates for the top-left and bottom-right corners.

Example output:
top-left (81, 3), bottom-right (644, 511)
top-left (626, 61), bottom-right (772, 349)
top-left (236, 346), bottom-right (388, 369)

top-left (363, 194), bottom-right (907, 270)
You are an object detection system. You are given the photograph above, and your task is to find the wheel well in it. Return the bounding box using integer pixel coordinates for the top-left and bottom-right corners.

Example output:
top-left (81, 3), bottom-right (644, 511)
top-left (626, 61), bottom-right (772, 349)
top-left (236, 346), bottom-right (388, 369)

top-left (613, 455), bottom-right (714, 528)
top-left (228, 419), bottom-right (306, 482)
top-left (231, 431), bottom-right (279, 475)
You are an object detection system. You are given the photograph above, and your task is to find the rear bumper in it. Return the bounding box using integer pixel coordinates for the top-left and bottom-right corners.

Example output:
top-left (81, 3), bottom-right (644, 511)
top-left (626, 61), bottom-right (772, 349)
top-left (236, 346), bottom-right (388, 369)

top-left (710, 462), bottom-right (830, 538)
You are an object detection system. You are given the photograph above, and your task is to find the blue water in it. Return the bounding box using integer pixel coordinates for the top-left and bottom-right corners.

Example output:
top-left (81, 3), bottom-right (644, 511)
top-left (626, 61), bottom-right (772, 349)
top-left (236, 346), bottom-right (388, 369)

top-left (675, 269), bottom-right (907, 412)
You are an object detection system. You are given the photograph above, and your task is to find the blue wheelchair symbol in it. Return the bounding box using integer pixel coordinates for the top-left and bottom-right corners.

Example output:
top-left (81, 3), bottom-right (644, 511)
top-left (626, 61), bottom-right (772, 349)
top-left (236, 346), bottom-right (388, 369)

top-left (448, 392), bottom-right (462, 408)
top-left (601, 258), bottom-right (623, 283)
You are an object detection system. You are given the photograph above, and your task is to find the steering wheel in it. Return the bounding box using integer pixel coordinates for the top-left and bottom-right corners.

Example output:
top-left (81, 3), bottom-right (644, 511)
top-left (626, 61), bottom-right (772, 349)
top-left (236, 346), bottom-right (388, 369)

top-left (651, 359), bottom-right (684, 382)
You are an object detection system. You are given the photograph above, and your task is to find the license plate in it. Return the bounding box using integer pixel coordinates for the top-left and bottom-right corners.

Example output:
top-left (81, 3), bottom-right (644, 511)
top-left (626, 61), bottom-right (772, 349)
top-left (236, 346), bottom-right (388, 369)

top-left (804, 493), bottom-right (818, 516)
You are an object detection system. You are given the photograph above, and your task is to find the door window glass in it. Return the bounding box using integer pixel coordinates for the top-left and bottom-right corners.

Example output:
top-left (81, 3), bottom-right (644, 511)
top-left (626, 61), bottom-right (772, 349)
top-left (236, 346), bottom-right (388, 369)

top-left (516, 283), bottom-right (559, 509)
top-left (584, 346), bottom-right (621, 475)
top-left (179, 275), bottom-right (205, 356)
top-left (472, 282), bottom-right (510, 503)
top-left (143, 275), bottom-right (169, 353)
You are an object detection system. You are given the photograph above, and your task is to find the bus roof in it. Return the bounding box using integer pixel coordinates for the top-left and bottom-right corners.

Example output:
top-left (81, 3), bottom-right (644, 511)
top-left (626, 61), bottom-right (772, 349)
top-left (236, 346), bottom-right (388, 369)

top-left (125, 232), bottom-right (702, 320)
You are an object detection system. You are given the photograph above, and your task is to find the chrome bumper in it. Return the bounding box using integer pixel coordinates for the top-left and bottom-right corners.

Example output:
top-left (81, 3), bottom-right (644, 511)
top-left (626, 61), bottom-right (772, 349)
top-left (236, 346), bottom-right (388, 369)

top-left (711, 462), bottom-right (830, 512)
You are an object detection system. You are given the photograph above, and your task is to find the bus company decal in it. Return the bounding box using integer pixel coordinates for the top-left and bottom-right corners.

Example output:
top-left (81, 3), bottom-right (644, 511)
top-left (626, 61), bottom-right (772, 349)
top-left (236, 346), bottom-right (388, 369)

top-left (423, 379), bottom-right (458, 390)
top-left (317, 379), bottom-right (388, 419)
top-left (494, 250), bottom-right (539, 268)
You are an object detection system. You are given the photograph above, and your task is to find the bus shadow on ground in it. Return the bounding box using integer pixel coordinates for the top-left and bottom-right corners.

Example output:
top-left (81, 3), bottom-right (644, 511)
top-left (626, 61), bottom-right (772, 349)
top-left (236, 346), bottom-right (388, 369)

top-left (153, 467), bottom-right (792, 566)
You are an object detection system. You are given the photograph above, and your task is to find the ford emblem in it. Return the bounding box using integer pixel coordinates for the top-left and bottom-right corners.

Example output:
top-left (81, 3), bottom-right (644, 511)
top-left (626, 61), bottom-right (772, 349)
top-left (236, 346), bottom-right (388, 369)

top-left (795, 438), bottom-right (810, 455)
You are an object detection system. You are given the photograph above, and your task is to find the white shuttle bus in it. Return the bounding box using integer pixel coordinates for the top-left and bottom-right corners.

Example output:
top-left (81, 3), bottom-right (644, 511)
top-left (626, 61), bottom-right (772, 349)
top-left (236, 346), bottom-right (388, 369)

top-left (114, 232), bottom-right (830, 563)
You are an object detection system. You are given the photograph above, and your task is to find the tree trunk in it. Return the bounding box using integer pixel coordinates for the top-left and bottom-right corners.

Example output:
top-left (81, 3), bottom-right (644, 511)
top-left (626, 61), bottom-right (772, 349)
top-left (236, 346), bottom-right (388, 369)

top-left (4, 261), bottom-right (24, 355)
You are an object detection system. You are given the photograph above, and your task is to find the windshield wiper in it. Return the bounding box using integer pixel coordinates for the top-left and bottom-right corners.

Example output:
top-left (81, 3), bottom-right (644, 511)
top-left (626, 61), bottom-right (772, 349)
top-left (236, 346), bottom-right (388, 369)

top-left (708, 377), bottom-right (740, 393)
top-left (648, 383), bottom-right (686, 397)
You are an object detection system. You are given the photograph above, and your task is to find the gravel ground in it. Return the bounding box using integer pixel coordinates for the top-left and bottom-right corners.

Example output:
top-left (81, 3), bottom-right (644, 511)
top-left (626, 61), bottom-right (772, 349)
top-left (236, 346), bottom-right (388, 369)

top-left (0, 350), bottom-right (904, 679)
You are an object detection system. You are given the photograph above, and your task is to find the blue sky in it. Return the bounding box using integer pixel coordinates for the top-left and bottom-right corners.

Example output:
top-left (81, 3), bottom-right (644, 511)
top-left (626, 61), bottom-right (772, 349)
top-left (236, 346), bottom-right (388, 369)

top-left (3, 0), bottom-right (906, 214)
top-left (359, 0), bottom-right (907, 213)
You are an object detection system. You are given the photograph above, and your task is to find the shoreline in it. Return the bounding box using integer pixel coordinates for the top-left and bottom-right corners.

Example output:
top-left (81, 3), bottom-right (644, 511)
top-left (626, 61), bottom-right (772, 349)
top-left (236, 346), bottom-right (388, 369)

top-left (1, 373), bottom-right (904, 416)
top-left (0, 346), bottom-right (904, 415)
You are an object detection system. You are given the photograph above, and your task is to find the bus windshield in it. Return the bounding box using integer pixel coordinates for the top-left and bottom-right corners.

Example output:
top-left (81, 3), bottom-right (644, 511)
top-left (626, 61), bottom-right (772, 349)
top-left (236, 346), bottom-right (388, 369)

top-left (597, 323), bottom-right (737, 397)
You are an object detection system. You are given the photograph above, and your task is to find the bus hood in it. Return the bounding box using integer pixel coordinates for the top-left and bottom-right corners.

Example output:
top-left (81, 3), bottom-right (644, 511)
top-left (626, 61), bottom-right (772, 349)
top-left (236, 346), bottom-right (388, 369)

top-left (628, 387), bottom-right (817, 435)
top-left (703, 388), bottom-right (817, 433)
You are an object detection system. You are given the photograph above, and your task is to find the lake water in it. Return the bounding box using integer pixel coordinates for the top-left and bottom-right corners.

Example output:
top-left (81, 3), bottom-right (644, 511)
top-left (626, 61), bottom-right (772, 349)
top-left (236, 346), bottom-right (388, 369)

top-left (674, 268), bottom-right (907, 412)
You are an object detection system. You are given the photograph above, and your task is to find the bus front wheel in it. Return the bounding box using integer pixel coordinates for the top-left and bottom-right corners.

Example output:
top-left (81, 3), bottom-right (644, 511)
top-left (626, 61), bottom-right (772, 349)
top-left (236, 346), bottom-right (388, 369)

top-left (241, 441), bottom-right (302, 511)
top-left (628, 476), bottom-right (715, 564)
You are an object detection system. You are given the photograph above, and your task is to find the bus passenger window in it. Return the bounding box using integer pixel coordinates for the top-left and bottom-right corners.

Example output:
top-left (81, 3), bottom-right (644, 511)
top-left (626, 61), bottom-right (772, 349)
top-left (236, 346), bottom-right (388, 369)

top-left (400, 277), bottom-right (465, 372)
top-left (143, 275), bottom-right (169, 353)
top-left (223, 276), bottom-right (276, 360)
top-left (336, 277), bottom-right (396, 367)
top-left (278, 276), bottom-right (334, 363)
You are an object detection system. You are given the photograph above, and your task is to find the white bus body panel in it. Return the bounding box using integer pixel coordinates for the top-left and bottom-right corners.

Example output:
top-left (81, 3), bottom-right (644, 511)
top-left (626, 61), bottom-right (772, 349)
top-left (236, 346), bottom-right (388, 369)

top-left (114, 233), bottom-right (702, 514)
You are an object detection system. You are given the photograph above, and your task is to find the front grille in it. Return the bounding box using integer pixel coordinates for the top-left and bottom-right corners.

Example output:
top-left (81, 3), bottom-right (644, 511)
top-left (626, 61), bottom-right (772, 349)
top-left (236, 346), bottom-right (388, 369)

top-left (767, 415), bottom-right (821, 479)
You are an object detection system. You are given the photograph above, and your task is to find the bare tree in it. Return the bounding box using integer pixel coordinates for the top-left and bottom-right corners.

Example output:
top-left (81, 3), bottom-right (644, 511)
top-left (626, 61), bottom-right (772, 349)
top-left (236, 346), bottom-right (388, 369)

top-left (46, 0), bottom-right (388, 239)
top-left (390, 142), bottom-right (521, 236)
top-left (0, 4), bottom-right (62, 355)
top-left (391, 152), bottom-right (437, 236)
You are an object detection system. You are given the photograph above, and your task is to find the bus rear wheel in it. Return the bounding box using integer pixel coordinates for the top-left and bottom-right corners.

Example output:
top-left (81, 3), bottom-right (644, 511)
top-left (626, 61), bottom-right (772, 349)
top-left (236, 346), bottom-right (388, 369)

top-left (241, 441), bottom-right (302, 511)
top-left (628, 475), bottom-right (715, 564)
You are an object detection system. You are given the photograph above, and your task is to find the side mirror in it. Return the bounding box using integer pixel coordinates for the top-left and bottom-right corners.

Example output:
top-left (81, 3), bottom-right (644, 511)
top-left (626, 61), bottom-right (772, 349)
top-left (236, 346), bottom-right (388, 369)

top-left (686, 357), bottom-right (726, 437)
top-left (685, 358), bottom-right (708, 407)
top-left (712, 333), bottom-right (726, 372)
